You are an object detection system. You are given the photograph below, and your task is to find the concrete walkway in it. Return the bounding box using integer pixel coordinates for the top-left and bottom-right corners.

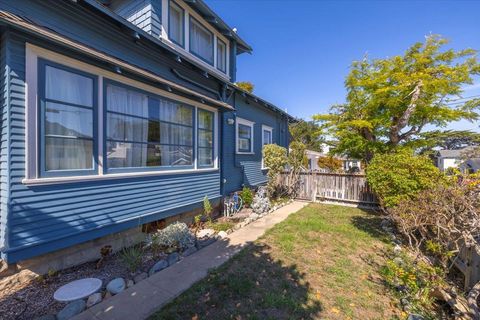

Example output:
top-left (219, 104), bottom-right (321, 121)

top-left (72, 201), bottom-right (308, 320)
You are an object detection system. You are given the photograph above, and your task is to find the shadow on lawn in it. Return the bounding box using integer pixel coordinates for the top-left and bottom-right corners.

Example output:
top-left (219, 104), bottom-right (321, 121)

top-left (153, 242), bottom-right (323, 320)
top-left (350, 208), bottom-right (391, 243)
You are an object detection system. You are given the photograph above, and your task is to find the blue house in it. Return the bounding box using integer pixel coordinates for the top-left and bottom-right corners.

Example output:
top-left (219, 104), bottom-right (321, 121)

top-left (0, 0), bottom-right (292, 269)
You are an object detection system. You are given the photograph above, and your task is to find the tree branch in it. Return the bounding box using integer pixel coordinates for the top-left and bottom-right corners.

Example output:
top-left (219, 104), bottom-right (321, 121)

top-left (389, 80), bottom-right (423, 144)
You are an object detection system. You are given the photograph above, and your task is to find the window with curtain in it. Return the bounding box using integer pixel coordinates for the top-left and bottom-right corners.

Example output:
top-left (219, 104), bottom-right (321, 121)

top-left (198, 109), bottom-right (214, 167)
top-left (262, 126), bottom-right (272, 168)
top-left (217, 38), bottom-right (226, 73)
top-left (105, 83), bottom-right (194, 170)
top-left (169, 0), bottom-right (184, 47)
top-left (189, 17), bottom-right (214, 65)
top-left (40, 61), bottom-right (96, 176)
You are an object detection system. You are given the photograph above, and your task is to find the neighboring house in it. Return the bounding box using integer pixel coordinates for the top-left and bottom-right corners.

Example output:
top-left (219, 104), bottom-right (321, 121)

top-left (435, 147), bottom-right (473, 171)
top-left (0, 0), bottom-right (293, 267)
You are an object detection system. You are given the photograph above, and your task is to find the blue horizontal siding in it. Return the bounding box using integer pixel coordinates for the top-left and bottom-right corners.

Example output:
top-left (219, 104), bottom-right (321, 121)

top-left (110, 0), bottom-right (162, 38)
top-left (0, 31), bottom-right (9, 252)
top-left (1, 30), bottom-right (221, 263)
top-left (222, 93), bottom-right (290, 194)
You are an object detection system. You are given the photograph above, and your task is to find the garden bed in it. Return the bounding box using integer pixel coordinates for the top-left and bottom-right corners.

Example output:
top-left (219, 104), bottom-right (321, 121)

top-left (0, 196), bottom-right (293, 320)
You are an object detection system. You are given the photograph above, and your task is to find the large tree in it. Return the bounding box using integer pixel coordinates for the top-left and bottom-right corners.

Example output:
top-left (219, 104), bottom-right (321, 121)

top-left (314, 35), bottom-right (480, 162)
top-left (289, 120), bottom-right (324, 152)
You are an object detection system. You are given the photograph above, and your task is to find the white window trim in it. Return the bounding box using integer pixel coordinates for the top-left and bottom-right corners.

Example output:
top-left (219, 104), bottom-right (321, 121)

top-left (161, 0), bottom-right (230, 79)
top-left (261, 125), bottom-right (273, 169)
top-left (236, 117), bottom-right (255, 155)
top-left (25, 43), bottom-right (219, 185)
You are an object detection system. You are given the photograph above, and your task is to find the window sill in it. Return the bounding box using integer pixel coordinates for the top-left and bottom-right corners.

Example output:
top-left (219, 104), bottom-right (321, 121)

top-left (22, 168), bottom-right (219, 186)
top-left (236, 152), bottom-right (255, 155)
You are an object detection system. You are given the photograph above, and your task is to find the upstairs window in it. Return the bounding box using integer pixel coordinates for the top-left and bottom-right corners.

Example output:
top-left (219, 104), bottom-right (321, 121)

top-left (169, 0), bottom-right (184, 47)
top-left (217, 39), bottom-right (226, 73)
top-left (236, 118), bottom-right (254, 154)
top-left (105, 83), bottom-right (194, 171)
top-left (39, 60), bottom-right (97, 177)
top-left (189, 17), bottom-right (214, 65)
top-left (197, 109), bottom-right (214, 167)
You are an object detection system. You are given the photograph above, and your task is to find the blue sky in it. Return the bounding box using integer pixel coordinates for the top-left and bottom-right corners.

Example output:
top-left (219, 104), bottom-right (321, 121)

top-left (207, 0), bottom-right (480, 132)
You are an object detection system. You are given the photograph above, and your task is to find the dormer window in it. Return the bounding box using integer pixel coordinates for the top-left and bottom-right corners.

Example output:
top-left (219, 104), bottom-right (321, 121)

top-left (168, 0), bottom-right (184, 47)
top-left (217, 38), bottom-right (226, 73)
top-left (189, 17), bottom-right (214, 65)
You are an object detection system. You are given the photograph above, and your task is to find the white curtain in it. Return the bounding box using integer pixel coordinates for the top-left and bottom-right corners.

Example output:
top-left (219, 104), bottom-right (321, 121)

top-left (190, 20), bottom-right (213, 63)
top-left (45, 65), bottom-right (92, 107)
top-left (169, 2), bottom-right (183, 45)
top-left (44, 65), bottom-right (94, 171)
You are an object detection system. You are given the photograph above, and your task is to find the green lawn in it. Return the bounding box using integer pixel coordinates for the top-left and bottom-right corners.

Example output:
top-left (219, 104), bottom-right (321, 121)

top-left (151, 204), bottom-right (401, 320)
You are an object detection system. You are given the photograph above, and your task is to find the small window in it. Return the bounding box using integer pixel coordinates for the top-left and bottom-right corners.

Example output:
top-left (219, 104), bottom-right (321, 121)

top-left (236, 118), bottom-right (254, 154)
top-left (198, 109), bottom-right (214, 167)
top-left (217, 38), bottom-right (227, 73)
top-left (105, 83), bottom-right (194, 171)
top-left (169, 0), bottom-right (184, 47)
top-left (262, 125), bottom-right (273, 168)
top-left (189, 17), bottom-right (214, 65)
top-left (39, 60), bottom-right (97, 177)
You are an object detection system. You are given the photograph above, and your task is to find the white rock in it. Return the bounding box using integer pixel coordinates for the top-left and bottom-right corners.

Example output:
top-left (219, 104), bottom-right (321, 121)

top-left (217, 231), bottom-right (228, 239)
top-left (196, 228), bottom-right (215, 238)
top-left (393, 245), bottom-right (402, 254)
top-left (126, 279), bottom-right (134, 288)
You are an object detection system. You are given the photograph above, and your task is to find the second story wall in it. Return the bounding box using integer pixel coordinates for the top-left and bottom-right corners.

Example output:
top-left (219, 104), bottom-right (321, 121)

top-left (109, 0), bottom-right (233, 81)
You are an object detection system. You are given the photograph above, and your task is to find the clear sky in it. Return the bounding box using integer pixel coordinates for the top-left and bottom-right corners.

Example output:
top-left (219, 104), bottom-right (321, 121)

top-left (206, 0), bottom-right (480, 131)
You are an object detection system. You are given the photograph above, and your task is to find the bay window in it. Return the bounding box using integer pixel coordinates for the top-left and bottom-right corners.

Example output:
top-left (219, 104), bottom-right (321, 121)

top-left (189, 17), bottom-right (214, 65)
top-left (236, 118), bottom-right (254, 154)
top-left (169, 0), bottom-right (184, 47)
top-left (198, 109), bottom-right (214, 167)
top-left (34, 56), bottom-right (217, 180)
top-left (39, 60), bottom-right (96, 177)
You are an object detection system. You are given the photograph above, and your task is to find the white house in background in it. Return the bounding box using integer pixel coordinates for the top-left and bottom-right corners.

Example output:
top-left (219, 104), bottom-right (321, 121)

top-left (436, 146), bottom-right (478, 172)
top-left (305, 150), bottom-right (324, 171)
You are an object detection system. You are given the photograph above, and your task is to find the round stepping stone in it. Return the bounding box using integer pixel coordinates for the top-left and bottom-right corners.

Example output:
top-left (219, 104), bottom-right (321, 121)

top-left (54, 278), bottom-right (102, 302)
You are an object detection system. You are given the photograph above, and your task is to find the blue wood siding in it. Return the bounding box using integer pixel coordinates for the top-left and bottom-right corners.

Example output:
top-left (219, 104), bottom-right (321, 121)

top-left (0, 0), bottom-right (219, 100)
top-left (0, 31), bottom-right (9, 252)
top-left (0, 31), bottom-right (221, 263)
top-left (222, 93), bottom-right (290, 195)
top-left (110, 0), bottom-right (162, 38)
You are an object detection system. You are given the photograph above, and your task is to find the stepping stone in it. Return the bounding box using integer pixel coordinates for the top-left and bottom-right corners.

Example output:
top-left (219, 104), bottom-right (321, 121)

top-left (86, 292), bottom-right (102, 308)
top-left (149, 260), bottom-right (168, 276)
top-left (54, 278), bottom-right (102, 302)
top-left (106, 278), bottom-right (126, 295)
top-left (167, 252), bottom-right (179, 266)
top-left (196, 228), bottom-right (214, 238)
top-left (217, 231), bottom-right (228, 239)
top-left (134, 272), bottom-right (148, 283)
top-left (57, 300), bottom-right (86, 320)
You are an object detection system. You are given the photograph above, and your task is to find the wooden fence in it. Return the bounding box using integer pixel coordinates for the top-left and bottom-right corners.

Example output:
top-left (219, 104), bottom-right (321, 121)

top-left (281, 172), bottom-right (379, 207)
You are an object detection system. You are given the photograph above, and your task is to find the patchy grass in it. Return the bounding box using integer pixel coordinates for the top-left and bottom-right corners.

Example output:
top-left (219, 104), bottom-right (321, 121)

top-left (205, 220), bottom-right (235, 233)
top-left (151, 204), bottom-right (401, 320)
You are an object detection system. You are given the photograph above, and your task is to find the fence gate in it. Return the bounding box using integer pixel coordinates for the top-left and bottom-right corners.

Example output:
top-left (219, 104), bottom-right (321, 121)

top-left (284, 172), bottom-right (379, 207)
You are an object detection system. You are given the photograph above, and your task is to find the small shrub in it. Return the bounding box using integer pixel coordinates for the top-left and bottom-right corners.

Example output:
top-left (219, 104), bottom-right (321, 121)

top-left (203, 195), bottom-right (213, 222)
top-left (252, 186), bottom-right (270, 214)
top-left (152, 222), bottom-right (195, 251)
top-left (366, 148), bottom-right (444, 207)
top-left (263, 144), bottom-right (288, 196)
top-left (240, 186), bottom-right (254, 208)
top-left (381, 251), bottom-right (445, 318)
top-left (120, 246), bottom-right (143, 272)
top-left (317, 156), bottom-right (343, 172)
